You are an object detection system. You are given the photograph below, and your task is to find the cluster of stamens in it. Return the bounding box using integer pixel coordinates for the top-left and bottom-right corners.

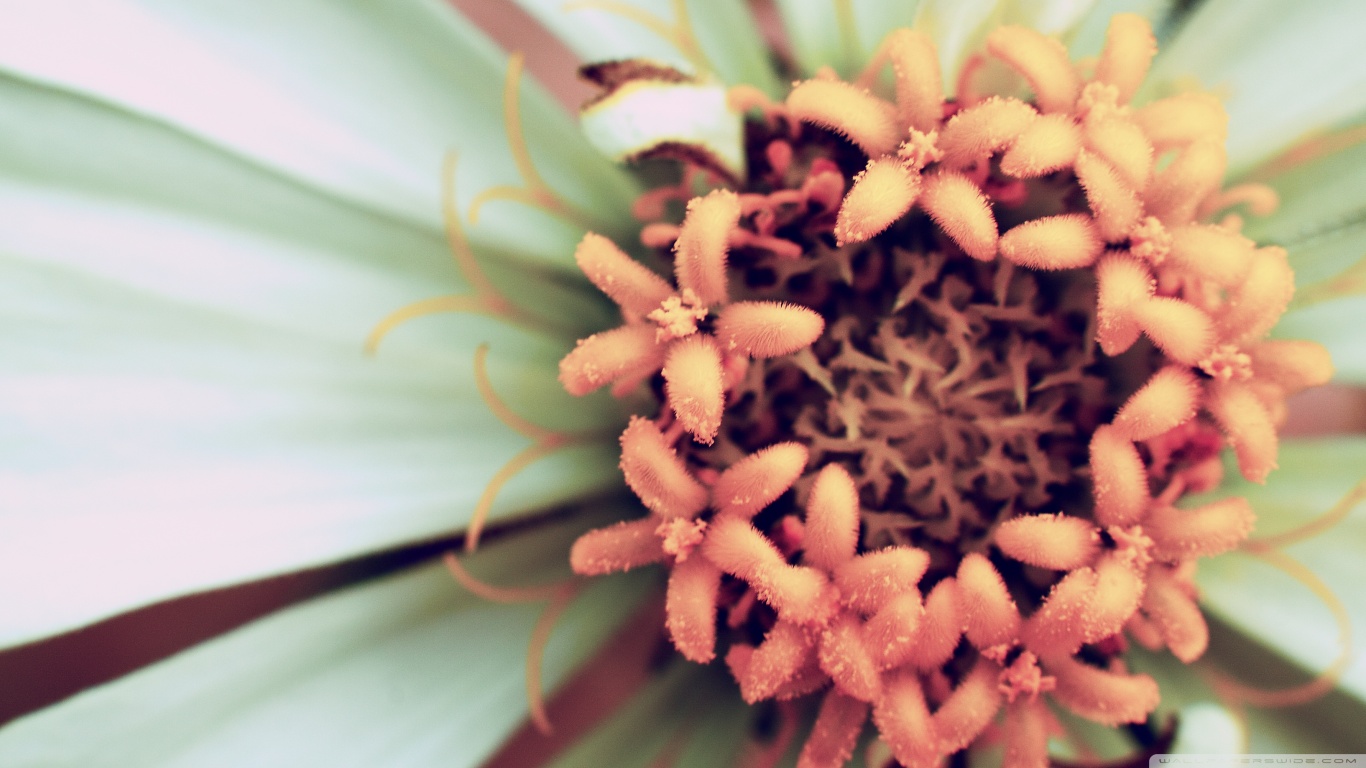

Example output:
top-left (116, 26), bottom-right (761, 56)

top-left (557, 14), bottom-right (1332, 768)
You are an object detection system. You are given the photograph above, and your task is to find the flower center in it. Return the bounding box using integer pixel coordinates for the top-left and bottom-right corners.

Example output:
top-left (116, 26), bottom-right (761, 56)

top-left (554, 13), bottom-right (1332, 768)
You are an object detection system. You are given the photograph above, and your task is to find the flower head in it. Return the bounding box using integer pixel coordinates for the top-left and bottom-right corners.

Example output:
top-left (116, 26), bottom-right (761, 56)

top-left (1, 1), bottom-right (1364, 765)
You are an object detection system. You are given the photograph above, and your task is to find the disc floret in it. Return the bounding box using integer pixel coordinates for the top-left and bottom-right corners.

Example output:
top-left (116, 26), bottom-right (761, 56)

top-left (560, 14), bottom-right (1331, 767)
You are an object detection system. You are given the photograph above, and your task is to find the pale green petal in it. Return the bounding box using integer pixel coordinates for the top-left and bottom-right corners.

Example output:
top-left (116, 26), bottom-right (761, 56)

top-left (0, 75), bottom-right (624, 647)
top-left (512, 0), bottom-right (781, 96)
top-left (546, 664), bottom-right (750, 768)
top-left (774, 0), bottom-right (924, 79)
top-left (0, 516), bottom-right (654, 767)
top-left (0, 0), bottom-right (640, 267)
top-left (1273, 298), bottom-right (1366, 385)
top-left (1193, 437), bottom-right (1366, 708)
top-left (1238, 125), bottom-right (1366, 292)
top-left (1147, 0), bottom-right (1366, 172)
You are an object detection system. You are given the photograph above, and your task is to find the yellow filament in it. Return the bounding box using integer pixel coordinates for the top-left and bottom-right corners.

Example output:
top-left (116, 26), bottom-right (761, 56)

top-left (364, 295), bottom-right (493, 355)
top-left (1243, 123), bottom-right (1366, 182)
top-left (467, 52), bottom-right (595, 229)
top-left (466, 344), bottom-right (585, 551)
top-left (1246, 480), bottom-right (1366, 550)
top-left (1206, 548), bottom-right (1353, 708)
top-left (527, 584), bottom-right (581, 734)
top-left (1292, 254), bottom-right (1366, 309)
top-left (366, 152), bottom-right (554, 353)
top-left (443, 551), bottom-right (571, 603)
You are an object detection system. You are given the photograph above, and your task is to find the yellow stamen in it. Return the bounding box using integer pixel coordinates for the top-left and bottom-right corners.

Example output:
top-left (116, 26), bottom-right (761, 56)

top-left (618, 416), bottom-right (710, 519)
top-left (574, 233), bottom-right (675, 318)
top-left (958, 552), bottom-right (1023, 649)
top-left (918, 170), bottom-right (999, 261)
top-left (986, 26), bottom-right (1080, 114)
top-left (1142, 567), bottom-right (1208, 662)
top-left (785, 79), bottom-right (901, 157)
top-left (665, 555), bottom-right (723, 663)
top-left (712, 441), bottom-right (810, 519)
top-left (1207, 381), bottom-right (1279, 483)
top-left (1090, 424), bottom-right (1151, 527)
top-left (996, 513), bottom-right (1101, 570)
top-left (832, 547), bottom-right (930, 615)
top-left (885, 29), bottom-right (945, 132)
top-left (1022, 567), bottom-right (1096, 655)
top-left (1111, 365), bottom-right (1200, 441)
top-left (1092, 13), bottom-right (1157, 104)
top-left (559, 323), bottom-right (667, 396)
top-left (998, 213), bottom-right (1103, 270)
top-left (1167, 224), bottom-right (1256, 284)
top-left (674, 189), bottom-right (740, 306)
top-left (1047, 655), bottom-right (1159, 726)
top-left (864, 590), bottom-right (926, 669)
top-left (1083, 116), bottom-right (1154, 192)
top-left (933, 661), bottom-right (1003, 754)
top-left (1135, 92), bottom-right (1229, 152)
top-left (568, 518), bottom-right (669, 576)
top-left (909, 578), bottom-right (964, 671)
top-left (797, 690), bottom-right (867, 768)
top-left (818, 612), bottom-right (882, 701)
top-left (1075, 150), bottom-right (1142, 242)
top-left (1146, 497), bottom-right (1256, 560)
top-left (834, 158), bottom-right (921, 245)
top-left (714, 301), bottom-right (825, 358)
top-left (1000, 113), bottom-right (1082, 177)
top-left (467, 344), bottom-right (580, 551)
top-left (937, 96), bottom-right (1038, 168)
top-left (662, 334), bottom-right (725, 444)
top-left (802, 463), bottom-right (862, 573)
top-left (1145, 140), bottom-right (1227, 224)
top-left (443, 551), bottom-right (571, 603)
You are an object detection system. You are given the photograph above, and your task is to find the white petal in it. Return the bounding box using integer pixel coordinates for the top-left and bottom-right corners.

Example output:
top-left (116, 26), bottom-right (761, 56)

top-left (580, 80), bottom-right (744, 177)
top-left (0, 519), bottom-right (654, 768)
top-left (513, 0), bottom-right (781, 96)
top-left (0, 77), bottom-right (623, 647)
top-left (1147, 0), bottom-right (1366, 172)
top-left (0, 0), bottom-right (640, 267)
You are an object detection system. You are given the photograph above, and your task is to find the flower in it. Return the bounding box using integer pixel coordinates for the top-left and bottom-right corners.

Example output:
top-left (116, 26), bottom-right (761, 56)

top-left (0, 0), bottom-right (1364, 765)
